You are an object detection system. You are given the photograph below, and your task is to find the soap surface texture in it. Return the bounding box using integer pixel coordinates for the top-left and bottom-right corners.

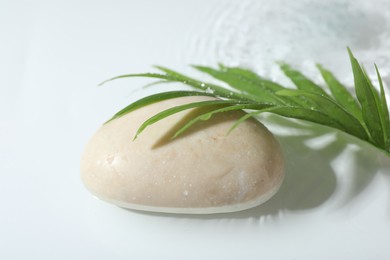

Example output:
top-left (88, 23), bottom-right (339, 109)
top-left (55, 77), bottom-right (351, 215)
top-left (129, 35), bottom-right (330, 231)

top-left (80, 96), bottom-right (284, 214)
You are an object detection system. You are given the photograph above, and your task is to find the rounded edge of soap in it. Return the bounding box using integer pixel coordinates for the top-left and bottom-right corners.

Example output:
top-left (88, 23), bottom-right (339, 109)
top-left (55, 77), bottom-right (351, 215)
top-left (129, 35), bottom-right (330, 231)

top-left (86, 172), bottom-right (283, 214)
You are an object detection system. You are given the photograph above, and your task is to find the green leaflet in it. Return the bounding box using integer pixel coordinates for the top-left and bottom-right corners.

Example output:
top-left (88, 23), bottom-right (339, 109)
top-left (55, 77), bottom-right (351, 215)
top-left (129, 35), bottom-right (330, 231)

top-left (104, 91), bottom-right (218, 124)
top-left (228, 103), bottom-right (358, 138)
top-left (142, 80), bottom-right (175, 89)
top-left (99, 70), bottom-right (240, 101)
top-left (133, 99), bottom-right (256, 140)
top-left (98, 72), bottom-right (169, 86)
top-left (348, 48), bottom-right (386, 149)
top-left (173, 104), bottom-right (270, 138)
top-left (276, 89), bottom-right (369, 141)
top-left (316, 64), bottom-right (362, 121)
top-left (265, 106), bottom-right (352, 134)
top-left (204, 64), bottom-right (309, 106)
top-left (192, 65), bottom-right (285, 105)
top-left (227, 111), bottom-right (263, 134)
top-left (153, 66), bottom-right (241, 100)
top-left (217, 65), bottom-right (266, 83)
top-left (279, 63), bottom-right (329, 96)
top-left (375, 65), bottom-right (390, 150)
top-left (218, 66), bottom-right (284, 92)
top-left (101, 49), bottom-right (390, 156)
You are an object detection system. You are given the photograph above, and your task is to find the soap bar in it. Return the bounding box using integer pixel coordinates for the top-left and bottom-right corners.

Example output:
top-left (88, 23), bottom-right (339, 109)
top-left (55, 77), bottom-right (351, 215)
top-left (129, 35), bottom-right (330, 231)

top-left (80, 96), bottom-right (284, 214)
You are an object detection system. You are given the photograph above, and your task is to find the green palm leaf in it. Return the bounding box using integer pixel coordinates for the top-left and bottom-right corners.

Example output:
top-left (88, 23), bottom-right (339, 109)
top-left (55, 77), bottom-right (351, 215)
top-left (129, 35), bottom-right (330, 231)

top-left (348, 48), bottom-right (387, 149)
top-left (276, 89), bottom-right (369, 141)
top-left (104, 91), bottom-right (218, 124)
top-left (375, 65), bottom-right (390, 148)
top-left (316, 64), bottom-right (362, 121)
top-left (279, 63), bottom-right (329, 96)
top-left (133, 99), bottom-right (257, 140)
top-left (101, 49), bottom-right (390, 156)
top-left (173, 103), bottom-right (270, 138)
top-left (192, 65), bottom-right (285, 105)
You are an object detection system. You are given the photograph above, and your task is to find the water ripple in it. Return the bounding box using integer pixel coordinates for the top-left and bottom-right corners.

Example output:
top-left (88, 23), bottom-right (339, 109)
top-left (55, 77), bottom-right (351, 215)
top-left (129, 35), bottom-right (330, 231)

top-left (185, 0), bottom-right (390, 87)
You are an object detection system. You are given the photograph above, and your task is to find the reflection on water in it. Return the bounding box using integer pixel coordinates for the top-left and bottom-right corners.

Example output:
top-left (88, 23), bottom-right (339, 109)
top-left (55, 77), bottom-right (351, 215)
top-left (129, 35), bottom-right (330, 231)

top-left (187, 0), bottom-right (390, 87)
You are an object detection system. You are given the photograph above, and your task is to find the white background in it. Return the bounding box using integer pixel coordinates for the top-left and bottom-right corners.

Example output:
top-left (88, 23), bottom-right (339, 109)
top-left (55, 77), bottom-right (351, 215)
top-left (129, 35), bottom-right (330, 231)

top-left (1, 0), bottom-right (390, 259)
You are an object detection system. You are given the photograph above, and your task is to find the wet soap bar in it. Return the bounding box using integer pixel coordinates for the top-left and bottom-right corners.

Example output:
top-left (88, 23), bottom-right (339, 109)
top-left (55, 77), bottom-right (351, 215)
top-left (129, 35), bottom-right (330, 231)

top-left (80, 96), bottom-right (284, 214)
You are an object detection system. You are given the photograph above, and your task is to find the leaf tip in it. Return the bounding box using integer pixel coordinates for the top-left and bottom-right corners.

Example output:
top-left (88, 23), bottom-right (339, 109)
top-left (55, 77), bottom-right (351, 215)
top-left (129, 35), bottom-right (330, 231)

top-left (103, 116), bottom-right (116, 125)
top-left (347, 47), bottom-right (356, 61)
top-left (217, 63), bottom-right (226, 70)
top-left (374, 63), bottom-right (381, 76)
top-left (153, 65), bottom-right (166, 72)
top-left (190, 64), bottom-right (201, 70)
top-left (98, 79), bottom-right (109, 87)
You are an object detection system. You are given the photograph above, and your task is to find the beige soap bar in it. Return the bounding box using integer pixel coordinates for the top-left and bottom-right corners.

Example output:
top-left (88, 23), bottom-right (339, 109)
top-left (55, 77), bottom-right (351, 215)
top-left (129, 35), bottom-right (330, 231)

top-left (80, 96), bottom-right (284, 214)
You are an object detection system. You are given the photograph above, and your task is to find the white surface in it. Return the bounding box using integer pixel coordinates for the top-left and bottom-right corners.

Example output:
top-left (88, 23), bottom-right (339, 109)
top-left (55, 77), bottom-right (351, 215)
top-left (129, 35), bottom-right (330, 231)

top-left (1, 0), bottom-right (390, 259)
